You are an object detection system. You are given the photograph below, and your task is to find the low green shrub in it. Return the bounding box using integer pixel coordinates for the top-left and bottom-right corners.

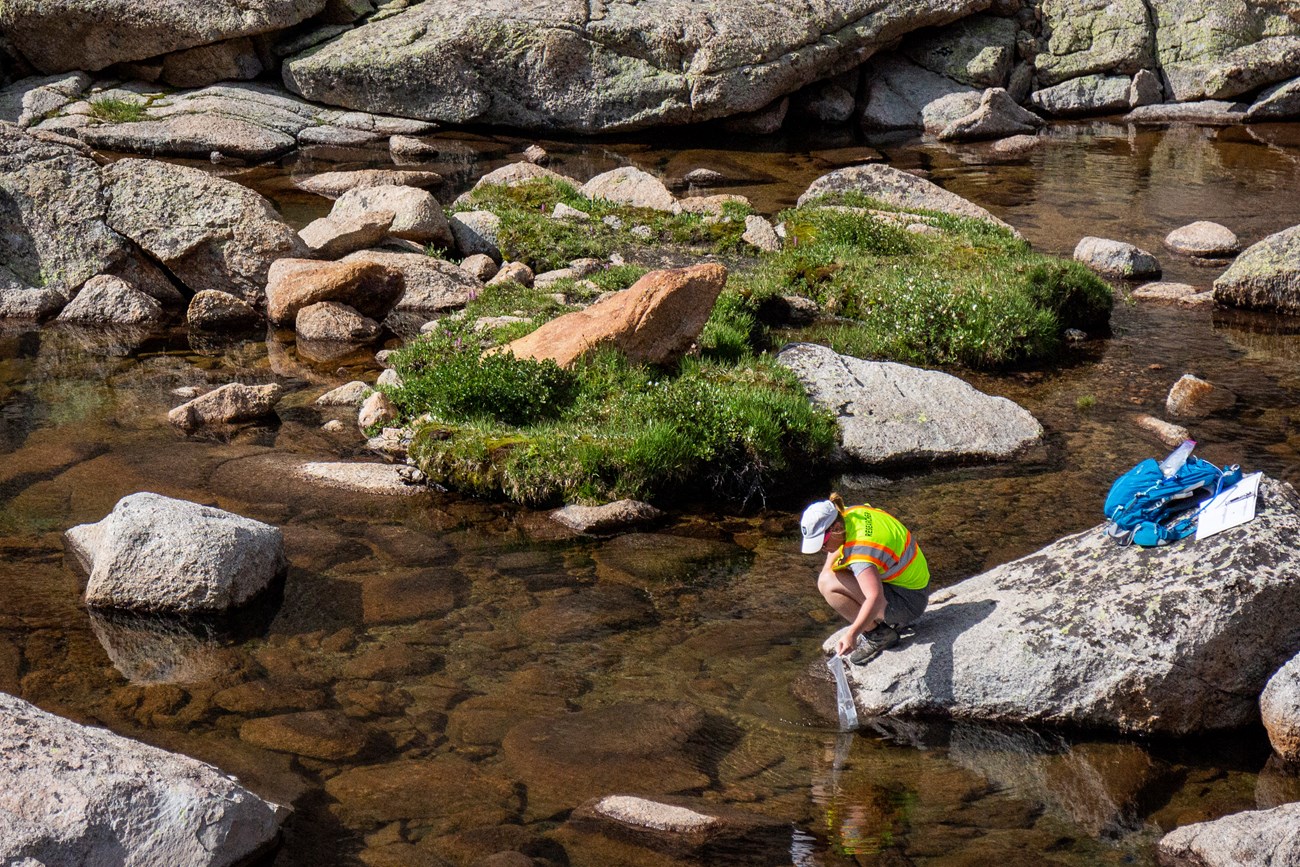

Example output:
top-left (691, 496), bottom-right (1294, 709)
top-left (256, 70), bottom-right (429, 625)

top-left (87, 97), bottom-right (147, 123)
top-left (393, 343), bottom-right (837, 507)
top-left (734, 201), bottom-right (1112, 368)
top-left (456, 178), bottom-right (752, 272)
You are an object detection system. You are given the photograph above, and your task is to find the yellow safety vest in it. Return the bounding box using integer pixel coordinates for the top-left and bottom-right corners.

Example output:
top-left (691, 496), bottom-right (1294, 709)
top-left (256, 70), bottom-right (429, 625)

top-left (832, 505), bottom-right (929, 590)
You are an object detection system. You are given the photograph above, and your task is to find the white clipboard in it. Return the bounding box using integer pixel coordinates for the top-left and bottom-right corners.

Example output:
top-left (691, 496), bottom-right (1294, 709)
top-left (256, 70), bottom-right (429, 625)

top-left (1196, 472), bottom-right (1263, 541)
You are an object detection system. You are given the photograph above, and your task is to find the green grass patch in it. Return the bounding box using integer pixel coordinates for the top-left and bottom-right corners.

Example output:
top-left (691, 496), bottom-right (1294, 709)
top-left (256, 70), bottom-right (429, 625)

top-left (455, 177), bottom-right (752, 272)
top-left (385, 335), bottom-right (837, 507)
top-left (88, 96), bottom-right (147, 123)
top-left (730, 196), bottom-right (1113, 369)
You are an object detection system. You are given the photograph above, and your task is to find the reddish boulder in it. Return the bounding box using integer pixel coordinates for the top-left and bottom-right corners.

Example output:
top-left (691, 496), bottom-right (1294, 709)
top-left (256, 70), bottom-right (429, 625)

top-left (265, 259), bottom-right (404, 326)
top-left (499, 264), bottom-right (727, 367)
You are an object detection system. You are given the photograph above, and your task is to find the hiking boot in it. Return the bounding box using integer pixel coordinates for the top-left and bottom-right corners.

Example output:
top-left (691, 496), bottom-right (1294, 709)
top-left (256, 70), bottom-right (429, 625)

top-left (848, 623), bottom-right (900, 666)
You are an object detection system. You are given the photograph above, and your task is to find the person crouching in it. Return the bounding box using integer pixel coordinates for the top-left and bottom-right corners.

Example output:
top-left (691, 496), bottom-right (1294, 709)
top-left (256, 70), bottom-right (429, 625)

top-left (800, 493), bottom-right (929, 665)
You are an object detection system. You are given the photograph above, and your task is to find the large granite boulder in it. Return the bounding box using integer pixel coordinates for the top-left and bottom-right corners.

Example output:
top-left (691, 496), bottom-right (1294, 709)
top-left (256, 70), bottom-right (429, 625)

top-left (0, 692), bottom-right (283, 864)
top-left (0, 122), bottom-right (134, 303)
top-left (798, 163), bottom-right (1019, 236)
top-left (903, 14), bottom-right (1017, 88)
top-left (282, 0), bottom-right (991, 133)
top-left (776, 343), bottom-right (1042, 466)
top-left (55, 274), bottom-right (164, 325)
top-left (1213, 223), bottom-right (1300, 314)
top-left (1261, 654), bottom-right (1300, 761)
top-left (1202, 35), bottom-right (1300, 100)
top-left (938, 87), bottom-right (1043, 141)
top-left (46, 82), bottom-right (437, 161)
top-left (500, 263), bottom-right (727, 367)
top-left (1030, 74), bottom-right (1133, 117)
top-left (1157, 803), bottom-right (1300, 866)
top-left (1033, 0), bottom-right (1154, 87)
top-left (1154, 1), bottom-right (1300, 102)
top-left (860, 54), bottom-right (981, 131)
top-left (329, 183), bottom-right (453, 248)
top-left (838, 476), bottom-right (1300, 735)
top-left (0, 0), bottom-right (326, 73)
top-left (104, 159), bottom-right (305, 305)
top-left (66, 492), bottom-right (288, 614)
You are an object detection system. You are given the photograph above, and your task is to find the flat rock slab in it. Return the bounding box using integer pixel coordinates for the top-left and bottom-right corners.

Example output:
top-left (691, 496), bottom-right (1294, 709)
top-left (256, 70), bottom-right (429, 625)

top-left (563, 794), bottom-right (789, 861)
top-left (840, 476), bottom-right (1300, 735)
top-left (67, 491), bottom-right (287, 614)
top-left (776, 342), bottom-right (1042, 467)
top-left (0, 693), bottom-right (283, 865)
top-left (798, 163), bottom-right (1019, 237)
top-left (168, 382), bottom-right (283, 431)
top-left (1157, 802), bottom-right (1300, 866)
top-left (296, 461), bottom-right (428, 495)
top-left (282, 0), bottom-right (990, 133)
top-left (550, 500), bottom-right (663, 534)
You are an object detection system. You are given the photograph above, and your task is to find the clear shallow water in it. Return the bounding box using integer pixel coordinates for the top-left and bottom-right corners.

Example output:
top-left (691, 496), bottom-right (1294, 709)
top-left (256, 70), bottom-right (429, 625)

top-left (4, 124), bottom-right (1300, 865)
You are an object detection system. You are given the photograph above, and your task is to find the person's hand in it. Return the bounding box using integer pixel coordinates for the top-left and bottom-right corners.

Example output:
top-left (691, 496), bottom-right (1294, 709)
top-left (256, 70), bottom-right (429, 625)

top-left (835, 630), bottom-right (858, 656)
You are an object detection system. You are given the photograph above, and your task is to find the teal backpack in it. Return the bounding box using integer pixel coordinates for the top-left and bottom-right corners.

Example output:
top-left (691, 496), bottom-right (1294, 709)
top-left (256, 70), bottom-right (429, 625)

top-left (1103, 456), bottom-right (1242, 547)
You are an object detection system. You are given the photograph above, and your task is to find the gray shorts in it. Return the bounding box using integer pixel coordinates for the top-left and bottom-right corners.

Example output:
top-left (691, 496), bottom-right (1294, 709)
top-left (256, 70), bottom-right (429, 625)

top-left (883, 582), bottom-right (928, 628)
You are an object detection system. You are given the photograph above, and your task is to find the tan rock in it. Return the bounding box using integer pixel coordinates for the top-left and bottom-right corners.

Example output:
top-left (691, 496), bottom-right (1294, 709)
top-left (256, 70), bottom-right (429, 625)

top-left (187, 290), bottom-right (262, 331)
top-left (295, 301), bottom-right (381, 342)
top-left (239, 710), bottom-right (372, 761)
top-left (579, 167), bottom-right (677, 212)
top-left (741, 215), bottom-right (781, 252)
top-left (330, 184), bottom-right (452, 247)
top-left (499, 263), bottom-right (727, 367)
top-left (488, 261), bottom-right (534, 288)
top-left (1133, 414), bottom-right (1190, 448)
top-left (298, 210), bottom-right (395, 258)
top-left (358, 391), bottom-right (398, 429)
top-left (1131, 282), bottom-right (1201, 303)
top-left (551, 500), bottom-right (663, 534)
top-left (677, 194), bottom-right (750, 217)
top-left (1166, 374), bottom-right (1237, 418)
top-left (168, 383), bottom-right (282, 431)
top-left (295, 170), bottom-right (443, 199)
top-left (266, 259), bottom-right (404, 326)
top-left (460, 253), bottom-right (498, 281)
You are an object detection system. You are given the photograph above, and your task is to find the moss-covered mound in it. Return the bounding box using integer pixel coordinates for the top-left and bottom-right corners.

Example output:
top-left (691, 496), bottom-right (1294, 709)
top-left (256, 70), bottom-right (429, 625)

top-left (382, 179), bottom-right (1113, 507)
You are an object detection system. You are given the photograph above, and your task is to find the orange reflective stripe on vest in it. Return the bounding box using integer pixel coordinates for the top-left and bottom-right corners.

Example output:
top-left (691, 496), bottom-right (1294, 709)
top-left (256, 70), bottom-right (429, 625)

top-left (833, 506), bottom-right (929, 590)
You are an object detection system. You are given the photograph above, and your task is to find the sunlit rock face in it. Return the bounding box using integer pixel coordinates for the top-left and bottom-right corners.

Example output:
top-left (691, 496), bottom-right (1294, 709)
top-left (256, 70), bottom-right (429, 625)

top-left (282, 0), bottom-right (992, 132)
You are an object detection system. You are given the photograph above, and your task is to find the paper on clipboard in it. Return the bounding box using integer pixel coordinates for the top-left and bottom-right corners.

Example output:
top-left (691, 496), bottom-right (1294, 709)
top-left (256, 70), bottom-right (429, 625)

top-left (1196, 472), bottom-right (1263, 540)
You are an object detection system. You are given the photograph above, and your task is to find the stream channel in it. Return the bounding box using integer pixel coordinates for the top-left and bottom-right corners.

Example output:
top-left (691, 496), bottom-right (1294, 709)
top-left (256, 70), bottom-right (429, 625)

top-left (3, 120), bottom-right (1300, 865)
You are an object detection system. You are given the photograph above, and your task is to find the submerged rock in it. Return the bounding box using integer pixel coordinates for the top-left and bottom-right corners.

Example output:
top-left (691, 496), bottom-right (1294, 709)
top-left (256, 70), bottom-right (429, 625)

top-left (563, 794), bottom-right (788, 862)
top-left (168, 382), bottom-right (283, 431)
top-left (295, 461), bottom-right (427, 496)
top-left (67, 492), bottom-right (287, 614)
top-left (799, 163), bottom-right (1019, 236)
top-left (551, 500), bottom-right (663, 534)
top-left (839, 476), bottom-right (1300, 735)
top-left (499, 263), bottom-right (727, 367)
top-left (1214, 224), bottom-right (1300, 314)
top-left (1166, 373), bottom-right (1236, 418)
top-left (0, 693), bottom-right (283, 865)
top-left (1157, 802), bottom-right (1300, 866)
top-left (777, 342), bottom-right (1042, 466)
top-left (282, 0), bottom-right (990, 133)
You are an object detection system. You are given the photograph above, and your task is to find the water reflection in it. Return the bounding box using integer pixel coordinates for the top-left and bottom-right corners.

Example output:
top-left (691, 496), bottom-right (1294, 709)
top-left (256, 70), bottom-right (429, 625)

top-left (1, 125), bottom-right (1300, 865)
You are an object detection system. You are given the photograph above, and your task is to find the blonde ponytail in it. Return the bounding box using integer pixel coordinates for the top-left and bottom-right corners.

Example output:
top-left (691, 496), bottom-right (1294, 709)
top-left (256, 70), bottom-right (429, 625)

top-left (828, 492), bottom-right (846, 514)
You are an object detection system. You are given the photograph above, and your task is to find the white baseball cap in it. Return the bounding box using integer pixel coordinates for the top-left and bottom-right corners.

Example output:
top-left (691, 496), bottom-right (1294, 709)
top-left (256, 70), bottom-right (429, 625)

top-left (800, 500), bottom-right (840, 554)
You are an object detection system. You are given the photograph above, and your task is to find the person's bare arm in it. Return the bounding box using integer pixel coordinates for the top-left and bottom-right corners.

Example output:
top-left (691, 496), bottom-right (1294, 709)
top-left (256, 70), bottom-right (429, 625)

top-left (834, 565), bottom-right (886, 655)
